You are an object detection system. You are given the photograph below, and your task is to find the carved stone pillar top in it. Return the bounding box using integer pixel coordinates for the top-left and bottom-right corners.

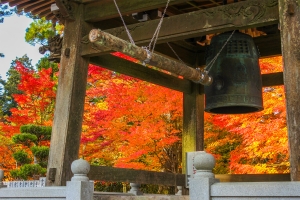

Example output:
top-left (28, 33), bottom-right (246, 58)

top-left (193, 151), bottom-right (216, 179)
top-left (71, 158), bottom-right (90, 182)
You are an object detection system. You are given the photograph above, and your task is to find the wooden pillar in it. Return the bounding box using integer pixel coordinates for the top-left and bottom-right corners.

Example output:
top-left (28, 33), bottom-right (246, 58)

top-left (182, 83), bottom-right (205, 174)
top-left (46, 3), bottom-right (92, 186)
top-left (279, 0), bottom-right (300, 181)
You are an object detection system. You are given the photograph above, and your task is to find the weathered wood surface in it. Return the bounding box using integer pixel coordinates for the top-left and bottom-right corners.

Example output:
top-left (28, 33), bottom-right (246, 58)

top-left (101, 0), bottom-right (279, 44)
top-left (81, 37), bottom-right (198, 67)
top-left (46, 3), bottom-right (92, 186)
top-left (90, 55), bottom-right (192, 94)
top-left (261, 72), bottom-right (284, 87)
top-left (89, 29), bottom-right (212, 84)
top-left (182, 84), bottom-right (205, 174)
top-left (88, 166), bottom-right (185, 186)
top-left (88, 166), bottom-right (290, 185)
top-left (279, 0), bottom-right (300, 181)
top-left (84, 0), bottom-right (189, 22)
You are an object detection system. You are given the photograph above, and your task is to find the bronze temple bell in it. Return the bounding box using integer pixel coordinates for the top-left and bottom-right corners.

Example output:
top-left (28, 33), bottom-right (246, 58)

top-left (204, 31), bottom-right (263, 114)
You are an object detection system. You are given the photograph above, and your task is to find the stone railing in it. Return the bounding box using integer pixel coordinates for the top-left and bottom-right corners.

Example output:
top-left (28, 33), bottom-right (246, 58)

top-left (189, 151), bottom-right (300, 200)
top-left (0, 158), bottom-right (94, 200)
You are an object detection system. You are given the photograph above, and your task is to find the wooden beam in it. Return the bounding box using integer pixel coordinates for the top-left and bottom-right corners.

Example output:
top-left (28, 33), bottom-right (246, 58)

top-left (55, 0), bottom-right (74, 21)
top-left (103, 0), bottom-right (279, 44)
top-left (278, 0), bottom-right (300, 181)
top-left (84, 0), bottom-right (189, 22)
top-left (88, 165), bottom-right (185, 186)
top-left (90, 55), bottom-right (192, 94)
top-left (81, 36), bottom-right (198, 67)
top-left (46, 4), bottom-right (92, 186)
top-left (261, 72), bottom-right (283, 87)
top-left (88, 29), bottom-right (212, 84)
top-left (196, 33), bottom-right (282, 66)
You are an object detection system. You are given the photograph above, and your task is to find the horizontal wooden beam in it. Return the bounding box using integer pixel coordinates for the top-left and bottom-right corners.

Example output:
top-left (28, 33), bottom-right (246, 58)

top-left (84, 0), bottom-right (188, 22)
top-left (88, 165), bottom-right (185, 186)
top-left (262, 72), bottom-right (283, 87)
top-left (103, 0), bottom-right (279, 44)
top-left (89, 54), bottom-right (192, 93)
top-left (196, 33), bottom-right (282, 66)
top-left (81, 36), bottom-right (198, 67)
top-left (88, 165), bottom-right (289, 185)
top-left (88, 29), bottom-right (212, 84)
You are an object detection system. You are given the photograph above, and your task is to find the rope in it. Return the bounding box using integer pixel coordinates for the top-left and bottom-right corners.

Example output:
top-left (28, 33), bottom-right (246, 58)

top-left (113, 0), bottom-right (135, 45)
top-left (205, 30), bottom-right (235, 72)
top-left (148, 0), bottom-right (170, 54)
top-left (167, 42), bottom-right (187, 66)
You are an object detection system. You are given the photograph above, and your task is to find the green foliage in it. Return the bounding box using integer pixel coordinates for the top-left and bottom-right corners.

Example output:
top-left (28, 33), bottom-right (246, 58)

top-left (12, 150), bottom-right (32, 165)
top-left (12, 133), bottom-right (38, 147)
top-left (36, 57), bottom-right (59, 73)
top-left (20, 124), bottom-right (51, 144)
top-left (25, 17), bottom-right (55, 46)
top-left (94, 181), bottom-right (127, 192)
top-left (31, 146), bottom-right (49, 167)
top-left (90, 158), bottom-right (113, 167)
top-left (10, 164), bottom-right (46, 180)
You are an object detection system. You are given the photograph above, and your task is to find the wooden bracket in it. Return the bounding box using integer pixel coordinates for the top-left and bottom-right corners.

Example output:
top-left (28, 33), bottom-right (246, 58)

top-left (54, 0), bottom-right (75, 22)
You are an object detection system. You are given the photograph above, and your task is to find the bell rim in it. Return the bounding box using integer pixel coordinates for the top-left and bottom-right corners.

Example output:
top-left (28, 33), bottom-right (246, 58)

top-left (205, 105), bottom-right (264, 114)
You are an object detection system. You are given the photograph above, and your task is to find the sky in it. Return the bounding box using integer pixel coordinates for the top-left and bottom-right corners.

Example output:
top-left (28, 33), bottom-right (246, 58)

top-left (0, 14), bottom-right (43, 80)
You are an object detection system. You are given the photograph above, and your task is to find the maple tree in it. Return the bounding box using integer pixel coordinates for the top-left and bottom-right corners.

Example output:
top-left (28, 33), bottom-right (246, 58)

top-left (0, 62), bottom-right (56, 178)
top-left (81, 59), bottom-right (183, 173)
top-left (0, 54), bottom-right (287, 180)
top-left (205, 56), bottom-right (288, 174)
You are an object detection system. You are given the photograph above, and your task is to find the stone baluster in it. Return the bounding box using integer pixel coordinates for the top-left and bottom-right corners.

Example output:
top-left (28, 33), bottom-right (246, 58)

top-left (175, 186), bottom-right (183, 195)
top-left (128, 183), bottom-right (143, 195)
top-left (66, 158), bottom-right (94, 200)
top-left (189, 151), bottom-right (219, 200)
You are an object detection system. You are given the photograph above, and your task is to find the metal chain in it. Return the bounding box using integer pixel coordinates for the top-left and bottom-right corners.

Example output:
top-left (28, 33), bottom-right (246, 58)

top-left (205, 30), bottom-right (235, 72)
top-left (113, 0), bottom-right (135, 45)
top-left (148, 0), bottom-right (171, 54)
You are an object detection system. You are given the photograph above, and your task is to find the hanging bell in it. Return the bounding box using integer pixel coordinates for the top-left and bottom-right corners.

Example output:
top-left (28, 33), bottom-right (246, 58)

top-left (204, 31), bottom-right (263, 114)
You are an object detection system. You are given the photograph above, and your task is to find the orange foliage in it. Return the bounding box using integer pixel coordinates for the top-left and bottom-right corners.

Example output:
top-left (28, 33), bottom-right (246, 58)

top-left (0, 63), bottom-right (56, 175)
top-left (205, 56), bottom-right (289, 174)
top-left (81, 65), bottom-right (182, 172)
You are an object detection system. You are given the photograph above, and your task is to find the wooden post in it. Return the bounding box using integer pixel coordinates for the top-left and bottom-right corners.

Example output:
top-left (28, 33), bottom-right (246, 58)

top-left (46, 3), bottom-right (92, 186)
top-left (278, 0), bottom-right (300, 181)
top-left (182, 83), bottom-right (205, 174)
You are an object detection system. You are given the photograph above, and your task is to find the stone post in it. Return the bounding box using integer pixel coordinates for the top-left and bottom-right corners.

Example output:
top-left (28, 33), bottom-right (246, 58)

top-left (66, 159), bottom-right (94, 200)
top-left (128, 183), bottom-right (143, 195)
top-left (189, 151), bottom-right (219, 200)
top-left (0, 169), bottom-right (4, 188)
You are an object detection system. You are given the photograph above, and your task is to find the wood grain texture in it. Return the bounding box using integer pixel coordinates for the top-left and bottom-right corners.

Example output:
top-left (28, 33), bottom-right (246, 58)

top-left (279, 0), bottom-right (300, 181)
top-left (46, 3), bottom-right (92, 186)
